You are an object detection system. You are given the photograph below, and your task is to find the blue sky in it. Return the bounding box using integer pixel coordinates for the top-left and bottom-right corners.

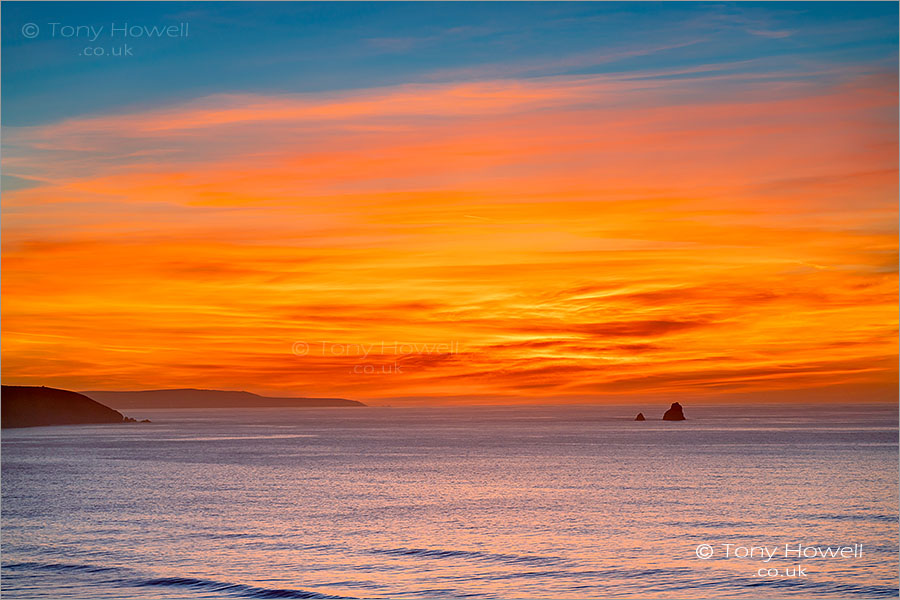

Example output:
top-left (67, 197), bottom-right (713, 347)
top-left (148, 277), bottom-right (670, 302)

top-left (2, 2), bottom-right (897, 127)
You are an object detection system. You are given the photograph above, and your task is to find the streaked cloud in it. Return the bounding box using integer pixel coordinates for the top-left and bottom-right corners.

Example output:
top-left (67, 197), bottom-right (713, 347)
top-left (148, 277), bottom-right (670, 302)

top-left (2, 4), bottom-right (896, 403)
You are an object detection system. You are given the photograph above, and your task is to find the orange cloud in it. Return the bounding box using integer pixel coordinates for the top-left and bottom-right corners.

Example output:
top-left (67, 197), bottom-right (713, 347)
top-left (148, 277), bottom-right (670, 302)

top-left (2, 70), bottom-right (897, 403)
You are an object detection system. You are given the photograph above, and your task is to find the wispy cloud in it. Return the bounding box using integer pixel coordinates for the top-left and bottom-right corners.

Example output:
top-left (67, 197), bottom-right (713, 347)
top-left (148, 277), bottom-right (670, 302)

top-left (2, 34), bottom-right (896, 401)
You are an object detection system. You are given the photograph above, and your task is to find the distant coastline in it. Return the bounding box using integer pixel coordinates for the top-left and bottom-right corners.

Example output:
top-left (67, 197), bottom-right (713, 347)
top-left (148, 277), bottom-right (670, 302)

top-left (81, 388), bottom-right (365, 409)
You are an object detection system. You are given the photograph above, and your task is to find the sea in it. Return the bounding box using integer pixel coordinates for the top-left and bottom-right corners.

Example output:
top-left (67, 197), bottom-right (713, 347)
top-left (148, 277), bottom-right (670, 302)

top-left (2, 403), bottom-right (897, 599)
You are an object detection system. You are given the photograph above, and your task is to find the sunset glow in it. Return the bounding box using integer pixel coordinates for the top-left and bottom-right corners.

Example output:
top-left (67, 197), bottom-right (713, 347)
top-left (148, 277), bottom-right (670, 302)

top-left (2, 3), bottom-right (897, 403)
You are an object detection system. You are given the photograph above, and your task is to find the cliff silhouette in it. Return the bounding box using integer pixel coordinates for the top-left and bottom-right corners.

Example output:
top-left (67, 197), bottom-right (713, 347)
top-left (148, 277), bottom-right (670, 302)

top-left (2, 385), bottom-right (132, 428)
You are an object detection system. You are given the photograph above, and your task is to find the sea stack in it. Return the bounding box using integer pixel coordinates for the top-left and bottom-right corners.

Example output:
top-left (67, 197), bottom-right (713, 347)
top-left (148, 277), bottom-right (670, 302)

top-left (662, 402), bottom-right (686, 421)
top-left (634, 412), bottom-right (646, 421)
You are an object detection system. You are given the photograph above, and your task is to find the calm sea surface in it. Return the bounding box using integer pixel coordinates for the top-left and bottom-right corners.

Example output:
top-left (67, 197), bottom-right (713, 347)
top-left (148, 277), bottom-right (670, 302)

top-left (2, 404), bottom-right (897, 599)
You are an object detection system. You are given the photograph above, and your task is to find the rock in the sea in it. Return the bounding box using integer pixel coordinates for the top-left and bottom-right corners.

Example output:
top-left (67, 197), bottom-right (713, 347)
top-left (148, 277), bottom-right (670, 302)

top-left (634, 412), bottom-right (646, 421)
top-left (662, 402), bottom-right (686, 421)
top-left (1, 385), bottom-right (133, 428)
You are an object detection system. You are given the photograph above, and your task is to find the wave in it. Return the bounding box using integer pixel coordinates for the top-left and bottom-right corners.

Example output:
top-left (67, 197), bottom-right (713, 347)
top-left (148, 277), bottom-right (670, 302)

top-left (6, 556), bottom-right (898, 599)
top-left (3, 561), bottom-right (120, 575)
top-left (3, 561), bottom-right (354, 599)
top-left (722, 571), bottom-right (900, 598)
top-left (135, 576), bottom-right (350, 599)
top-left (372, 546), bottom-right (568, 566)
top-left (806, 512), bottom-right (899, 523)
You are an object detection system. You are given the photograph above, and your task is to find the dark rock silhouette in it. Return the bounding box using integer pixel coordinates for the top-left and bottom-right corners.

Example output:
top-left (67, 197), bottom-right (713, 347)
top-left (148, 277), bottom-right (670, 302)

top-left (662, 402), bottom-right (686, 421)
top-left (1, 385), bottom-right (139, 428)
top-left (81, 388), bottom-right (365, 409)
top-left (634, 412), bottom-right (646, 421)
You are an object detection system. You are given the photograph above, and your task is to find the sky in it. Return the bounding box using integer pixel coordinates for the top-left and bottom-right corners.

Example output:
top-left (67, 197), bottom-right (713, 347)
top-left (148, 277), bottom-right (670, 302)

top-left (1, 2), bottom-right (897, 404)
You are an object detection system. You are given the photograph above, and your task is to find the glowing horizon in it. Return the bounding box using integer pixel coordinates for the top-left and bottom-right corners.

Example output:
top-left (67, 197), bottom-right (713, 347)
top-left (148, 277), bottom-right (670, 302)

top-left (2, 3), bottom-right (897, 403)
